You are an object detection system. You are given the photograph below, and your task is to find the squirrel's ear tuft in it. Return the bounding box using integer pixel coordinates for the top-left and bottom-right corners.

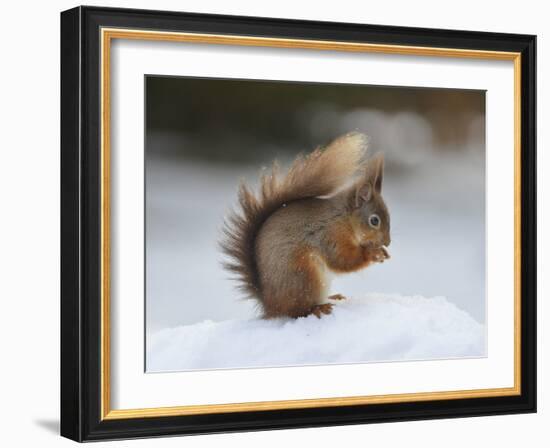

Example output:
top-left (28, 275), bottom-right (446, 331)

top-left (366, 152), bottom-right (384, 194)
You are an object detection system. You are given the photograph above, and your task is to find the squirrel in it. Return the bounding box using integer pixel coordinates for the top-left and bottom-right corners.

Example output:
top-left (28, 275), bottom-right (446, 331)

top-left (221, 132), bottom-right (391, 319)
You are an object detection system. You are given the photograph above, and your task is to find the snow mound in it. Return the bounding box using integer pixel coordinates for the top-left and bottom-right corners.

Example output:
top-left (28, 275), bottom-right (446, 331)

top-left (146, 294), bottom-right (485, 372)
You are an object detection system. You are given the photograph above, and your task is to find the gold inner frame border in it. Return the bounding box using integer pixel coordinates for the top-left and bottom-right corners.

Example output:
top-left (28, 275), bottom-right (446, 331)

top-left (99, 27), bottom-right (522, 420)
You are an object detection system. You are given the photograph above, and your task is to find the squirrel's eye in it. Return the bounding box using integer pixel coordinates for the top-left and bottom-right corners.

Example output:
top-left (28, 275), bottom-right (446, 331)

top-left (369, 214), bottom-right (381, 228)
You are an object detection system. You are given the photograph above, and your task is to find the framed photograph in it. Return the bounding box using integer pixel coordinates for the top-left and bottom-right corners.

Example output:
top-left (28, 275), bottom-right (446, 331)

top-left (60, 6), bottom-right (536, 442)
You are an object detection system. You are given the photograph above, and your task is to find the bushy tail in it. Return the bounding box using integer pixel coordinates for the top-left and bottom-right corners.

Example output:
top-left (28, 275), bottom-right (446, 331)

top-left (220, 132), bottom-right (368, 300)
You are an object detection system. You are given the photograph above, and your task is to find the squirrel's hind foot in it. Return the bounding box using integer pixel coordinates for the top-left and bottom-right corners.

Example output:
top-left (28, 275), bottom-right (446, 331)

top-left (310, 303), bottom-right (334, 318)
top-left (328, 293), bottom-right (347, 301)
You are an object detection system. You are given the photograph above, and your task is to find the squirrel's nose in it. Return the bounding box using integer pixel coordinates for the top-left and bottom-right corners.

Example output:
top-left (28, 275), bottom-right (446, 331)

top-left (384, 234), bottom-right (391, 247)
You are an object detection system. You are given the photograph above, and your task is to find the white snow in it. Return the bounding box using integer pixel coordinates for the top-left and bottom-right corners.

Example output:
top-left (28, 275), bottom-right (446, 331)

top-left (146, 294), bottom-right (485, 372)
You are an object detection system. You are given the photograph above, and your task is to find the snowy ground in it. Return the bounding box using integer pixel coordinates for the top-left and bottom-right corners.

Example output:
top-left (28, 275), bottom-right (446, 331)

top-left (147, 294), bottom-right (485, 372)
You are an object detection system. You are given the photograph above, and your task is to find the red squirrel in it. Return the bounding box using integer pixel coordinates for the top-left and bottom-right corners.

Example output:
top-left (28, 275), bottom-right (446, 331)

top-left (221, 132), bottom-right (391, 319)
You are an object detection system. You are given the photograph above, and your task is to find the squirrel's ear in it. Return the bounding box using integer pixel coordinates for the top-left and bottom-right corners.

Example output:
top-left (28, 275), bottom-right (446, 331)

top-left (353, 153), bottom-right (384, 207)
top-left (366, 152), bottom-right (384, 194)
top-left (354, 181), bottom-right (372, 207)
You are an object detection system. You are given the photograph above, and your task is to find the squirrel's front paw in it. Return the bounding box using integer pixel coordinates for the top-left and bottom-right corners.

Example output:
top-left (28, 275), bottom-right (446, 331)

top-left (375, 246), bottom-right (390, 262)
top-left (364, 245), bottom-right (390, 264)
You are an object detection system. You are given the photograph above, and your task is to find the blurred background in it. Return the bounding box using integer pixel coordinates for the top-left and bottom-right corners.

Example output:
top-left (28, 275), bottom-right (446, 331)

top-left (145, 76), bottom-right (486, 336)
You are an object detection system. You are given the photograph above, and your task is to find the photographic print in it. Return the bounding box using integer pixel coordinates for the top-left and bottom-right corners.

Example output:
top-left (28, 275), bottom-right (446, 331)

top-left (145, 77), bottom-right (487, 372)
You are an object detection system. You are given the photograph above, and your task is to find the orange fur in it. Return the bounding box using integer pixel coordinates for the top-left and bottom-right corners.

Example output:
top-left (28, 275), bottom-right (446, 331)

top-left (322, 219), bottom-right (373, 273)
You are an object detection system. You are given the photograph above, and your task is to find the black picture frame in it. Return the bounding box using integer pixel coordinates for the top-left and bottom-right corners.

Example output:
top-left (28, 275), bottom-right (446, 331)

top-left (61, 5), bottom-right (536, 442)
